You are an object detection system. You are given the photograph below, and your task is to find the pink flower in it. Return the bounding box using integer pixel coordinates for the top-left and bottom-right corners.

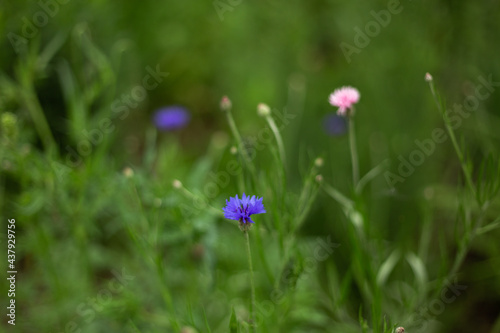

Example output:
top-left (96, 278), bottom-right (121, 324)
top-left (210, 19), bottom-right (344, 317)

top-left (328, 86), bottom-right (360, 116)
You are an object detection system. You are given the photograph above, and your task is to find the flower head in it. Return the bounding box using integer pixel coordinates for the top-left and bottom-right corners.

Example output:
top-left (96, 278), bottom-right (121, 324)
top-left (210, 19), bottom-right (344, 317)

top-left (153, 106), bottom-right (190, 131)
top-left (223, 193), bottom-right (266, 230)
top-left (328, 86), bottom-right (360, 116)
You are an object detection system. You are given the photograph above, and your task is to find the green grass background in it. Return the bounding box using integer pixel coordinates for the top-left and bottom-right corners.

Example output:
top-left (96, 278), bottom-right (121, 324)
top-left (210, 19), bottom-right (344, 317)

top-left (1, 0), bottom-right (500, 332)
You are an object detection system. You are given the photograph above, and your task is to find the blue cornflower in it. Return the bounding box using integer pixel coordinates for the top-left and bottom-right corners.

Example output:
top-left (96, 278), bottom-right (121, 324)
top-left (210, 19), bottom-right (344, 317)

top-left (153, 106), bottom-right (190, 131)
top-left (223, 193), bottom-right (266, 230)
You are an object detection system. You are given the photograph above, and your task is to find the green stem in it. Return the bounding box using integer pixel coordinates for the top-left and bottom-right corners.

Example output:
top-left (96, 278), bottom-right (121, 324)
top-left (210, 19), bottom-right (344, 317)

top-left (322, 182), bottom-right (354, 210)
top-left (253, 224), bottom-right (274, 285)
top-left (355, 159), bottom-right (390, 195)
top-left (225, 110), bottom-right (258, 181)
top-left (427, 80), bottom-right (477, 200)
top-left (244, 230), bottom-right (256, 332)
top-left (17, 57), bottom-right (57, 154)
top-left (156, 255), bottom-right (180, 331)
top-left (127, 179), bottom-right (179, 331)
top-left (444, 112), bottom-right (477, 199)
top-left (265, 114), bottom-right (286, 167)
top-left (175, 182), bottom-right (223, 217)
top-left (446, 209), bottom-right (488, 282)
top-left (349, 116), bottom-right (359, 187)
top-left (23, 88), bottom-right (57, 153)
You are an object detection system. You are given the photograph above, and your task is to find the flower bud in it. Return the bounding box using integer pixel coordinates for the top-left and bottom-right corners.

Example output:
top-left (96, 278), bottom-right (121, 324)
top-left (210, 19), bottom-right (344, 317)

top-left (314, 157), bottom-right (324, 167)
top-left (257, 103), bottom-right (271, 117)
top-left (172, 179), bottom-right (183, 189)
top-left (123, 167), bottom-right (134, 178)
top-left (220, 96), bottom-right (232, 112)
top-left (395, 327), bottom-right (405, 333)
top-left (425, 73), bottom-right (433, 82)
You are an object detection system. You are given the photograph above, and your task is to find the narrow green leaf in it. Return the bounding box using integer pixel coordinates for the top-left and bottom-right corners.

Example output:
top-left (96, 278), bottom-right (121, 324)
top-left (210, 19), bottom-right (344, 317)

top-left (322, 182), bottom-right (353, 210)
top-left (355, 159), bottom-right (390, 194)
top-left (359, 306), bottom-right (368, 333)
top-left (406, 252), bottom-right (428, 292)
top-left (376, 249), bottom-right (401, 286)
top-left (37, 32), bottom-right (67, 72)
top-left (229, 306), bottom-right (238, 333)
top-left (339, 269), bottom-right (353, 306)
top-left (202, 307), bottom-right (212, 333)
top-left (476, 216), bottom-right (500, 236)
top-left (187, 302), bottom-right (195, 326)
top-left (128, 319), bottom-right (142, 333)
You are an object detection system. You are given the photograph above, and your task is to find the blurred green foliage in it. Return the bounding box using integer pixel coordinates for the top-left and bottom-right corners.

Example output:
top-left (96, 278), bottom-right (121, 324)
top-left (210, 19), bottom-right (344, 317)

top-left (1, 0), bottom-right (500, 332)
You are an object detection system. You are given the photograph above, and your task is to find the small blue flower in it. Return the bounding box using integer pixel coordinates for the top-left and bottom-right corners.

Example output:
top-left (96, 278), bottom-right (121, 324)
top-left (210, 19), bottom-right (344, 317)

top-left (223, 193), bottom-right (266, 228)
top-left (153, 106), bottom-right (190, 131)
top-left (324, 113), bottom-right (347, 136)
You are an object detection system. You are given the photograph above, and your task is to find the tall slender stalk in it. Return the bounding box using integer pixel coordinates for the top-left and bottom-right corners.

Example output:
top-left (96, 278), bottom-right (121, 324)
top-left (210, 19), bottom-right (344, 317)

top-left (22, 82), bottom-right (57, 153)
top-left (426, 74), bottom-right (492, 301)
top-left (348, 116), bottom-right (359, 187)
top-left (224, 107), bottom-right (258, 181)
top-left (427, 78), bottom-right (477, 200)
top-left (127, 176), bottom-right (180, 331)
top-left (244, 230), bottom-right (256, 332)
top-left (265, 114), bottom-right (286, 166)
top-left (16, 55), bottom-right (57, 154)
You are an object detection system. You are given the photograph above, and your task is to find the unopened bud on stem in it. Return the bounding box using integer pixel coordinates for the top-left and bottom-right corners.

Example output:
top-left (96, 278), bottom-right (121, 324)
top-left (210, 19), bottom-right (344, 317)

top-left (257, 103), bottom-right (271, 117)
top-left (315, 157), bottom-right (324, 167)
top-left (220, 96), bottom-right (232, 112)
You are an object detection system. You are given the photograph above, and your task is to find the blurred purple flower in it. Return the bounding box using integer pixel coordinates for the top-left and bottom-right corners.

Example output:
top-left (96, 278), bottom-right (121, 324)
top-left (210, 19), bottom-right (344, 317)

top-left (153, 106), bottom-right (190, 130)
top-left (324, 114), bottom-right (347, 136)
